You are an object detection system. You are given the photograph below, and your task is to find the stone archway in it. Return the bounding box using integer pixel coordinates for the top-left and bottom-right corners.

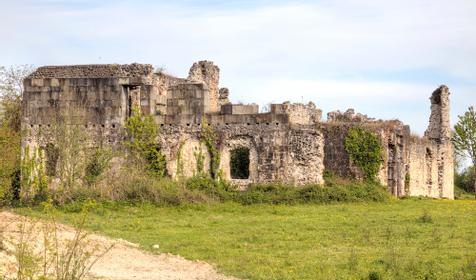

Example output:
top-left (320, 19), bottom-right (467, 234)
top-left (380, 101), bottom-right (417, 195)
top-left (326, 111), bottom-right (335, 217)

top-left (174, 138), bottom-right (211, 178)
top-left (220, 137), bottom-right (258, 183)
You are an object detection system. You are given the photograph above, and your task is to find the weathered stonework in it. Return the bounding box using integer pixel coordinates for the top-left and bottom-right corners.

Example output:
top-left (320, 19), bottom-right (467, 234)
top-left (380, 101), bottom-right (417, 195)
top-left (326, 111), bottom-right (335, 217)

top-left (21, 61), bottom-right (454, 199)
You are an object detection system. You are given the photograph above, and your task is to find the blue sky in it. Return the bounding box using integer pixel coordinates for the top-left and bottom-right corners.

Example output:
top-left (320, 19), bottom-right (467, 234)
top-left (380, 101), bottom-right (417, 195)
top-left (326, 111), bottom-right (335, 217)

top-left (1, 0), bottom-right (475, 134)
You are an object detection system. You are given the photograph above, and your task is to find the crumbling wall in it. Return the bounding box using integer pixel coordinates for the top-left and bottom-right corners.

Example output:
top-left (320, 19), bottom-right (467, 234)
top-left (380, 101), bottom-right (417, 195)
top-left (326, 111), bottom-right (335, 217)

top-left (410, 85), bottom-right (454, 199)
top-left (157, 123), bottom-right (324, 186)
top-left (407, 137), bottom-right (440, 197)
top-left (165, 83), bottom-right (210, 124)
top-left (323, 112), bottom-right (410, 193)
top-left (188, 61), bottom-right (220, 113)
top-left (270, 102), bottom-right (322, 125)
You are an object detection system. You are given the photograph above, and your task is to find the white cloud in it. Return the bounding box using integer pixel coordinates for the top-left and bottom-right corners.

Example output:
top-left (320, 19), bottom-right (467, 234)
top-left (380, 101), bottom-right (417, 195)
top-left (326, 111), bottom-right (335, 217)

top-left (0, 0), bottom-right (475, 134)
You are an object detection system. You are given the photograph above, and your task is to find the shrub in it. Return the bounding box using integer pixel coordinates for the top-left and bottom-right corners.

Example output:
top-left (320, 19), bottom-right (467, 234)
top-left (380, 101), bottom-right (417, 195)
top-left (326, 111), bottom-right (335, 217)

top-left (344, 127), bottom-right (383, 181)
top-left (368, 271), bottom-right (382, 280)
top-left (124, 107), bottom-right (167, 177)
top-left (418, 211), bottom-right (433, 224)
top-left (236, 179), bottom-right (390, 205)
top-left (84, 148), bottom-right (112, 185)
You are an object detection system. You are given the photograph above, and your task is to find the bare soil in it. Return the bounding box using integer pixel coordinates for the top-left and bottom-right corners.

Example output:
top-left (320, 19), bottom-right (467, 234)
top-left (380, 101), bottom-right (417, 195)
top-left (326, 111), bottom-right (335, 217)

top-left (0, 211), bottom-right (239, 280)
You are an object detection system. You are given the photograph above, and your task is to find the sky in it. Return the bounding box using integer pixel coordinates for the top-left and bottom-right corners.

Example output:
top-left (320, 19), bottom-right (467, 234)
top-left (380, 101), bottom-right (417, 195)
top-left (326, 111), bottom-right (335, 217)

top-left (0, 0), bottom-right (475, 134)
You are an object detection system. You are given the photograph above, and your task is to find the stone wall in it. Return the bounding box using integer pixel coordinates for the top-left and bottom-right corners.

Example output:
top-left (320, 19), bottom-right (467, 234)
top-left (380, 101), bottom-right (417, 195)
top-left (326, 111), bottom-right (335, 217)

top-left (188, 61), bottom-right (220, 113)
top-left (21, 61), bottom-right (455, 199)
top-left (157, 123), bottom-right (324, 186)
top-left (322, 119), bottom-right (410, 196)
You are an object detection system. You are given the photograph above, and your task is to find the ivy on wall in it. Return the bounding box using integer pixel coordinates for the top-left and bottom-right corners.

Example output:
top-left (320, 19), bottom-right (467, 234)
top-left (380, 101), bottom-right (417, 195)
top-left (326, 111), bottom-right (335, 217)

top-left (21, 146), bottom-right (48, 202)
top-left (344, 127), bottom-right (383, 181)
top-left (200, 119), bottom-right (221, 180)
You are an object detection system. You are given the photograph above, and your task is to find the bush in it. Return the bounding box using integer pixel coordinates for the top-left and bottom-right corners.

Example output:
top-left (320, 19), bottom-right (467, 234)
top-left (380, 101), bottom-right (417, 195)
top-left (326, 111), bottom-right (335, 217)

top-left (84, 148), bottom-right (112, 185)
top-left (46, 163), bottom-right (390, 207)
top-left (235, 178), bottom-right (390, 205)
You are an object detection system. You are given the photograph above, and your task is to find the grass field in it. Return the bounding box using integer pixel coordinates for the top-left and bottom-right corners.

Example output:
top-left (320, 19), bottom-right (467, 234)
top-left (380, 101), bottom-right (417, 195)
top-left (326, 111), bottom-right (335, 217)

top-left (17, 199), bottom-right (476, 280)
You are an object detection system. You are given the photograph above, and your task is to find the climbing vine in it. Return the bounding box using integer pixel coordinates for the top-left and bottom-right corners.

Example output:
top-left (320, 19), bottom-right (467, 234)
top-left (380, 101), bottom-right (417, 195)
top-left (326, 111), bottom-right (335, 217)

top-left (194, 145), bottom-right (205, 175)
top-left (200, 119), bottom-right (221, 179)
top-left (21, 146), bottom-right (48, 202)
top-left (344, 127), bottom-right (383, 181)
top-left (176, 143), bottom-right (184, 179)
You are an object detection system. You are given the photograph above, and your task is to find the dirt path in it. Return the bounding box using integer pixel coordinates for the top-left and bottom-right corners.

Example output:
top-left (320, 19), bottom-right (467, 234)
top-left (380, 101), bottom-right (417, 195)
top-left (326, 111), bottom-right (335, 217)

top-left (0, 211), bottom-right (239, 280)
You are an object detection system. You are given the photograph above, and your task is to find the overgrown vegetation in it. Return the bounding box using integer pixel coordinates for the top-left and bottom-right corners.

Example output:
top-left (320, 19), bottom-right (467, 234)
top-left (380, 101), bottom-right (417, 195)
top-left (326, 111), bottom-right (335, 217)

top-left (453, 106), bottom-right (476, 197)
top-left (0, 65), bottom-right (34, 205)
top-left (345, 127), bottom-right (383, 181)
top-left (200, 119), bottom-right (221, 179)
top-left (124, 107), bottom-right (167, 177)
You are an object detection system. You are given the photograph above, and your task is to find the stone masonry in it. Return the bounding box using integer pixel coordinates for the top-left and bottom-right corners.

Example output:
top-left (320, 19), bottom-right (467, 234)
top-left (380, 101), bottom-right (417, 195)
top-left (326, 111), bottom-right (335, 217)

top-left (21, 61), bottom-right (454, 199)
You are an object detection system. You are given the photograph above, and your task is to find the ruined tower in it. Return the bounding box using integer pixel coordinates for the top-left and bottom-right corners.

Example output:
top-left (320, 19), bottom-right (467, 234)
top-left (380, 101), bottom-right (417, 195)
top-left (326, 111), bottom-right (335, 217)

top-left (424, 85), bottom-right (454, 199)
top-left (425, 85), bottom-right (452, 142)
top-left (188, 61), bottom-right (220, 113)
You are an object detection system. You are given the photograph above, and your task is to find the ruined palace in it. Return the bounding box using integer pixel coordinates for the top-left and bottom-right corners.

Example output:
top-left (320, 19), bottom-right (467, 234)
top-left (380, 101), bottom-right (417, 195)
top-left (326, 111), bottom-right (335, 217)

top-left (21, 61), bottom-right (454, 199)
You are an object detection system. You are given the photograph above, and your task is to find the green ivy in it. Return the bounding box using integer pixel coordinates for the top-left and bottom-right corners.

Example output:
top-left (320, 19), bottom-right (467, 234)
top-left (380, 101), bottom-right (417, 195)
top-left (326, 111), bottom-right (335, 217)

top-left (200, 119), bottom-right (221, 179)
top-left (20, 146), bottom-right (48, 202)
top-left (194, 145), bottom-right (205, 175)
top-left (344, 127), bottom-right (383, 181)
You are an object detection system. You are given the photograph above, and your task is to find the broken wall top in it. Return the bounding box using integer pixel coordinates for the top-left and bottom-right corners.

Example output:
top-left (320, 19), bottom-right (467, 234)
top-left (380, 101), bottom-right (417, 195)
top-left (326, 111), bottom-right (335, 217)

top-left (27, 63), bottom-right (154, 79)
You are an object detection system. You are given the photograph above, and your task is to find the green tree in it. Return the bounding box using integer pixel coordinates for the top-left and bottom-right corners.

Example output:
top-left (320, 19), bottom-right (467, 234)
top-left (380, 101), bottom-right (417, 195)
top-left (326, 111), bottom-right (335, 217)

top-left (0, 65), bottom-right (34, 202)
top-left (453, 106), bottom-right (476, 198)
top-left (0, 65), bottom-right (35, 131)
top-left (124, 108), bottom-right (167, 176)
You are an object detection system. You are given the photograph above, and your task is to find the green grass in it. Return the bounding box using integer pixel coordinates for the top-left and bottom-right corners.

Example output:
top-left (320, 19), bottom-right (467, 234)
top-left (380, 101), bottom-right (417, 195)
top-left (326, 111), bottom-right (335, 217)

top-left (17, 199), bottom-right (476, 280)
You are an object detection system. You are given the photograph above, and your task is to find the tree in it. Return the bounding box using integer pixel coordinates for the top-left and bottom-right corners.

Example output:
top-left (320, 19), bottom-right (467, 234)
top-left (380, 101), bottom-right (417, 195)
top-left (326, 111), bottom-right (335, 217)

top-left (453, 106), bottom-right (476, 198)
top-left (0, 65), bottom-right (35, 131)
top-left (0, 65), bottom-right (34, 202)
top-left (124, 107), bottom-right (167, 177)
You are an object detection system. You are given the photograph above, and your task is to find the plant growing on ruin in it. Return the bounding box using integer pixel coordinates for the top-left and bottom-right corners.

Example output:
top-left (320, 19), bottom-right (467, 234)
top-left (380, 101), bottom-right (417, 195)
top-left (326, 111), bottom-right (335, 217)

top-left (194, 145), bottom-right (205, 175)
top-left (176, 144), bottom-right (184, 180)
top-left (124, 107), bottom-right (167, 177)
top-left (344, 127), bottom-right (383, 181)
top-left (20, 146), bottom-right (48, 203)
top-left (200, 119), bottom-right (221, 180)
top-left (53, 121), bottom-right (89, 193)
top-left (453, 106), bottom-right (476, 197)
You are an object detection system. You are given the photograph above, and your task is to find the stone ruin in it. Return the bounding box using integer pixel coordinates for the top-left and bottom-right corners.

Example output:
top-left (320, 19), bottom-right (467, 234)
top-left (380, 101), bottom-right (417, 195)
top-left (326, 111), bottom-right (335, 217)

top-left (21, 61), bottom-right (454, 199)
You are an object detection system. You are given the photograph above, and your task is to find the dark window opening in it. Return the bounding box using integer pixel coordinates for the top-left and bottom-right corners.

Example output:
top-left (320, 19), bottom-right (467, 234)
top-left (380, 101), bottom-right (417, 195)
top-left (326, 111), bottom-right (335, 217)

top-left (230, 147), bottom-right (250, 179)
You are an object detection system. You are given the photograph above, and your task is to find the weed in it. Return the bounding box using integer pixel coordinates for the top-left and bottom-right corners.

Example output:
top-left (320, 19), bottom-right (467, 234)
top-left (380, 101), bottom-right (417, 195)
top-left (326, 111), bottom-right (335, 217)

top-left (368, 271), bottom-right (382, 280)
top-left (418, 211), bottom-right (434, 223)
top-left (5, 203), bottom-right (112, 280)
